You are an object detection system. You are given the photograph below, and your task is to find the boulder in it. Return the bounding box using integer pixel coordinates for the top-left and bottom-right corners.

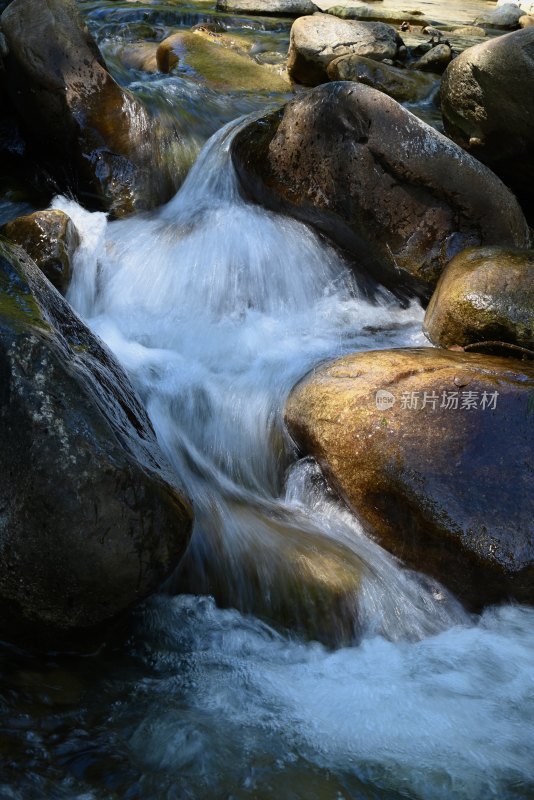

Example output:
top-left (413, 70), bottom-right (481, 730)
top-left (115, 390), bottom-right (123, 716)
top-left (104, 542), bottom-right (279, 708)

top-left (412, 42), bottom-right (452, 72)
top-left (474, 3), bottom-right (524, 28)
top-left (216, 0), bottom-right (318, 15)
top-left (232, 82), bottom-right (530, 299)
top-left (287, 14), bottom-right (403, 85)
top-left (3, 209), bottom-right (79, 294)
top-left (285, 348), bottom-right (534, 610)
top-left (325, 5), bottom-right (429, 25)
top-left (423, 246), bottom-right (534, 350)
top-left (0, 238), bottom-right (193, 648)
top-left (440, 28), bottom-right (534, 219)
top-left (0, 0), bottom-right (180, 217)
top-left (156, 30), bottom-right (290, 92)
top-left (326, 55), bottom-right (436, 102)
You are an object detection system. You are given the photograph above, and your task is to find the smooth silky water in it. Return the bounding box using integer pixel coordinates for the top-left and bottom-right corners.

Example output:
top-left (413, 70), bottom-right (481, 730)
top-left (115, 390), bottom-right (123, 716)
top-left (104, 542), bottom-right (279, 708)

top-left (2, 0), bottom-right (534, 794)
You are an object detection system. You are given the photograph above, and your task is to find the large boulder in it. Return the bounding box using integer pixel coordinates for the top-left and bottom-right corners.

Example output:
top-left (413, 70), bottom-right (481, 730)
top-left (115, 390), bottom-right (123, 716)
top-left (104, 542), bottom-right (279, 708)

top-left (423, 246), bottom-right (534, 350)
top-left (3, 209), bottom-right (79, 294)
top-left (232, 82), bottom-right (530, 299)
top-left (0, 0), bottom-right (180, 217)
top-left (287, 14), bottom-right (403, 85)
top-left (285, 348), bottom-right (534, 610)
top-left (216, 0), bottom-right (318, 15)
top-left (0, 238), bottom-right (193, 648)
top-left (440, 28), bottom-right (534, 219)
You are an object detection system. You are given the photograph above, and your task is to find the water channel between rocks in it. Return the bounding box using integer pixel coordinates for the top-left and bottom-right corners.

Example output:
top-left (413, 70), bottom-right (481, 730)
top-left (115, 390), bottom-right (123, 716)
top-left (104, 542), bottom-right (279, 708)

top-left (1, 0), bottom-right (534, 798)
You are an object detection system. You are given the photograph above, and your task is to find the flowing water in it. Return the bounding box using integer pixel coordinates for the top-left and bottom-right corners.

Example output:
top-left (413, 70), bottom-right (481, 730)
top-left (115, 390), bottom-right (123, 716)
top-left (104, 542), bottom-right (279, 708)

top-left (2, 0), bottom-right (534, 797)
top-left (1, 116), bottom-right (533, 800)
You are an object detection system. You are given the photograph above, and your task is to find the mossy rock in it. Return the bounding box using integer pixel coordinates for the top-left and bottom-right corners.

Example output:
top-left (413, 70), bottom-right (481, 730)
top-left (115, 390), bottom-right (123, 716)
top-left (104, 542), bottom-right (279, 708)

top-left (156, 30), bottom-right (290, 92)
top-left (424, 246), bottom-right (534, 350)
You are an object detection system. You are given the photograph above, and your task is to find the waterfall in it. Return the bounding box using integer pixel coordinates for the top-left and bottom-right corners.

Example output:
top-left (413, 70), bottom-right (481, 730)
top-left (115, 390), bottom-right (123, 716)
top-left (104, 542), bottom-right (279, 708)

top-left (55, 118), bottom-right (465, 644)
top-left (19, 118), bottom-right (530, 800)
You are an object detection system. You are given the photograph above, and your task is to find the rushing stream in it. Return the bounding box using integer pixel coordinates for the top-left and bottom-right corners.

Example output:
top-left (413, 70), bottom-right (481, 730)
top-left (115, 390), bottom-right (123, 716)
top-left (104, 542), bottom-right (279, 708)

top-left (1, 0), bottom-right (534, 797)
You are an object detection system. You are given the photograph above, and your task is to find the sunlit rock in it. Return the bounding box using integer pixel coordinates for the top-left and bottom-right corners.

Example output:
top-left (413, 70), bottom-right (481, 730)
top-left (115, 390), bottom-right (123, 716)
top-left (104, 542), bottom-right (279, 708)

top-left (285, 348), bottom-right (534, 609)
top-left (2, 209), bottom-right (79, 294)
top-left (232, 82), bottom-right (530, 300)
top-left (424, 246), bottom-right (534, 350)
top-left (287, 14), bottom-right (403, 85)
top-left (156, 30), bottom-right (290, 91)
top-left (441, 27), bottom-right (534, 220)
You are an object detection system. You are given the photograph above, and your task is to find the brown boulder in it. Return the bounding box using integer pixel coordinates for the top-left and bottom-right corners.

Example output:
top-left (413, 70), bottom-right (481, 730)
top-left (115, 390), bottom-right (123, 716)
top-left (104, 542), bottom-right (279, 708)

top-left (232, 82), bottom-right (530, 299)
top-left (424, 246), bottom-right (534, 350)
top-left (3, 209), bottom-right (79, 294)
top-left (287, 14), bottom-right (403, 85)
top-left (285, 348), bottom-right (534, 610)
top-left (0, 0), bottom-right (180, 217)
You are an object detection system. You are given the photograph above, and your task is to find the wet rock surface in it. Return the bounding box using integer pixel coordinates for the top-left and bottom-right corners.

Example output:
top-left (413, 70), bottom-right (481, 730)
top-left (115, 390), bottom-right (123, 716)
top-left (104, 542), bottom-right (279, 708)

top-left (0, 0), bottom-right (180, 217)
top-left (287, 14), bottom-right (403, 84)
top-left (326, 54), bottom-right (437, 101)
top-left (285, 347), bottom-right (534, 610)
top-left (2, 209), bottom-right (80, 294)
top-left (232, 82), bottom-right (530, 299)
top-left (0, 238), bottom-right (193, 648)
top-left (424, 246), bottom-right (534, 350)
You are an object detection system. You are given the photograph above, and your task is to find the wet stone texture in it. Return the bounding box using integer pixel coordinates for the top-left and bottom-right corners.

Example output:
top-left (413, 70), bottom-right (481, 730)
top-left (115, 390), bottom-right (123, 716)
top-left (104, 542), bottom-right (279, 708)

top-left (0, 238), bottom-right (193, 649)
top-left (285, 347), bottom-right (534, 611)
top-left (232, 82), bottom-right (530, 301)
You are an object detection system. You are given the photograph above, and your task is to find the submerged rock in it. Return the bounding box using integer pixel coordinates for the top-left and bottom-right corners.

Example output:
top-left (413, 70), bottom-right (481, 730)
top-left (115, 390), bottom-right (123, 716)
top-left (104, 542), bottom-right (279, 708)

top-left (176, 502), bottom-right (363, 647)
top-left (285, 348), bottom-right (534, 610)
top-left (0, 0), bottom-right (180, 217)
top-left (3, 209), bottom-right (79, 294)
top-left (0, 239), bottom-right (193, 648)
top-left (287, 14), bottom-right (403, 85)
top-left (327, 55), bottom-right (436, 102)
top-left (441, 28), bottom-right (534, 219)
top-left (156, 30), bottom-right (290, 92)
top-left (232, 82), bottom-right (530, 299)
top-left (424, 246), bottom-right (534, 350)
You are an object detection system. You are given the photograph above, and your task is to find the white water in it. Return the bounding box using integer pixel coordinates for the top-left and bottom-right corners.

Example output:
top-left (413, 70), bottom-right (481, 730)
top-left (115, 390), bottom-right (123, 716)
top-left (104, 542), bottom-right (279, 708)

top-left (50, 119), bottom-right (534, 798)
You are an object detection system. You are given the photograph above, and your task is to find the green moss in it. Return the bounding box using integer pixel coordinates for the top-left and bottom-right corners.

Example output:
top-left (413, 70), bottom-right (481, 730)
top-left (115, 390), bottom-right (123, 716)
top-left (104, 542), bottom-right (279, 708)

top-left (0, 238), bottom-right (47, 332)
top-left (166, 32), bottom-right (290, 92)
